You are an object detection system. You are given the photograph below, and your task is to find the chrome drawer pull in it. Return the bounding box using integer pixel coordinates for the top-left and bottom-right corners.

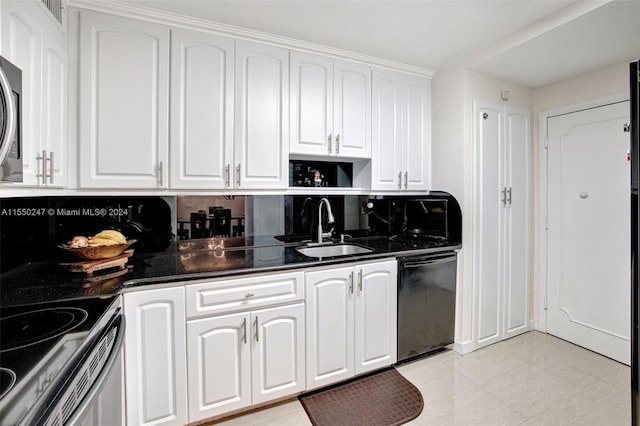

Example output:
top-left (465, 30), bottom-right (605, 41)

top-left (245, 293), bottom-right (254, 298)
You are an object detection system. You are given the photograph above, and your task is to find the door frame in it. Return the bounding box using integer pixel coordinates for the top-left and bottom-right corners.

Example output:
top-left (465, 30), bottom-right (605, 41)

top-left (536, 93), bottom-right (629, 333)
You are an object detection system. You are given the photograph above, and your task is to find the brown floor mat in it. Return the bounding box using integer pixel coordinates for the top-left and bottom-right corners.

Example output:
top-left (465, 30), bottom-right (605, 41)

top-left (298, 367), bottom-right (423, 426)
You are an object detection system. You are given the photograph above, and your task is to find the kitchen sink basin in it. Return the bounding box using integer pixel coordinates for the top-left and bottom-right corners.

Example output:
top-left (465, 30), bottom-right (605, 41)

top-left (295, 243), bottom-right (373, 258)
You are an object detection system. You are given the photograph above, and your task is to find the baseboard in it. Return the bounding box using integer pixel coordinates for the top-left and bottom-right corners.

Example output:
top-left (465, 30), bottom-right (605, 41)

top-left (453, 340), bottom-right (474, 355)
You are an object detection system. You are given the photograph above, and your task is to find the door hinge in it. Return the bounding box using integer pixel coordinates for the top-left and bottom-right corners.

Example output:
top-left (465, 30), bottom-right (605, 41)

top-left (545, 216), bottom-right (548, 230)
top-left (544, 296), bottom-right (548, 310)
top-left (544, 135), bottom-right (549, 149)
top-left (624, 123), bottom-right (631, 133)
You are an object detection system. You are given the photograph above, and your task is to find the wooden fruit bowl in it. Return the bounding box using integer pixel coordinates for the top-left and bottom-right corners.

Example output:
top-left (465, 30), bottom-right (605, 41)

top-left (58, 240), bottom-right (137, 260)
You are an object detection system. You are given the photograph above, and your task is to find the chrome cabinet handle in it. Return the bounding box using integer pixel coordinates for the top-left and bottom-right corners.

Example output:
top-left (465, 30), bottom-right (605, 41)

top-left (398, 172), bottom-right (402, 189)
top-left (242, 317), bottom-right (247, 344)
top-left (501, 188), bottom-right (507, 206)
top-left (349, 272), bottom-right (354, 294)
top-left (0, 64), bottom-right (16, 168)
top-left (254, 316), bottom-right (259, 342)
top-left (158, 161), bottom-right (164, 186)
top-left (336, 134), bottom-right (340, 154)
top-left (236, 164), bottom-right (241, 187)
top-left (225, 164), bottom-right (230, 187)
top-left (507, 187), bottom-right (512, 205)
top-left (47, 151), bottom-right (54, 184)
top-left (245, 293), bottom-right (254, 298)
top-left (36, 150), bottom-right (46, 185)
top-left (328, 133), bottom-right (332, 154)
top-left (404, 171), bottom-right (408, 189)
top-left (358, 269), bottom-right (363, 292)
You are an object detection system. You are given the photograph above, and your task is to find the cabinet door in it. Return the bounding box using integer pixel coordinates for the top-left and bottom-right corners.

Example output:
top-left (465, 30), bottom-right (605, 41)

top-left (290, 52), bottom-right (332, 156)
top-left (170, 28), bottom-right (233, 189)
top-left (251, 303), bottom-right (305, 404)
top-left (1, 0), bottom-right (42, 186)
top-left (305, 266), bottom-right (354, 389)
top-left (474, 101), bottom-right (531, 349)
top-left (78, 11), bottom-right (169, 188)
top-left (354, 260), bottom-right (397, 375)
top-left (186, 312), bottom-right (251, 422)
top-left (503, 106), bottom-right (530, 339)
top-left (404, 76), bottom-right (431, 191)
top-left (475, 102), bottom-right (503, 349)
top-left (333, 60), bottom-right (371, 158)
top-left (41, 31), bottom-right (67, 187)
top-left (124, 287), bottom-right (187, 426)
top-left (234, 40), bottom-right (288, 189)
top-left (372, 71), bottom-right (403, 191)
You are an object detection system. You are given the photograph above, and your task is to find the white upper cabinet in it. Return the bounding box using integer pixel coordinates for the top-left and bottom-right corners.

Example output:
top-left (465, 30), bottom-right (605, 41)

top-left (234, 40), bottom-right (288, 189)
top-left (290, 52), bottom-right (371, 159)
top-left (78, 10), bottom-right (170, 188)
top-left (1, 0), bottom-right (68, 187)
top-left (170, 28), bottom-right (234, 189)
top-left (372, 70), bottom-right (431, 191)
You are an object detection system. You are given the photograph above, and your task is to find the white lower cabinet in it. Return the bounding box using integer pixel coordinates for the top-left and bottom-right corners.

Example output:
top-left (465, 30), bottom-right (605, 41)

top-left (123, 287), bottom-right (188, 426)
top-left (185, 272), bottom-right (305, 423)
top-left (305, 259), bottom-right (397, 390)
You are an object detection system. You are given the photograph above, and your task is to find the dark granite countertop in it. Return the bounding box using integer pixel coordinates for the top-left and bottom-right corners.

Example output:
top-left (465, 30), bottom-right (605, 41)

top-left (0, 236), bottom-right (461, 308)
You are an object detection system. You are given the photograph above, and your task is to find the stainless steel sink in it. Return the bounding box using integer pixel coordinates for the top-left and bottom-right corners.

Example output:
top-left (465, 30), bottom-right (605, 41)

top-left (295, 243), bottom-right (373, 258)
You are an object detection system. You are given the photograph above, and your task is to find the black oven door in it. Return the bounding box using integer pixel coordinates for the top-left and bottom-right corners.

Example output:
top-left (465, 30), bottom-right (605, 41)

top-left (21, 306), bottom-right (125, 426)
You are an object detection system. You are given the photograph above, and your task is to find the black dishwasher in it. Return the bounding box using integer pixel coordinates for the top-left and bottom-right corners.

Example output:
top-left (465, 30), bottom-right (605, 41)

top-left (397, 252), bottom-right (457, 362)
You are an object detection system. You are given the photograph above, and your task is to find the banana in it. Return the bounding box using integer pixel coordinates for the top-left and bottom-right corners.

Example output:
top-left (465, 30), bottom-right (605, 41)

top-left (92, 230), bottom-right (126, 244)
top-left (88, 237), bottom-right (120, 247)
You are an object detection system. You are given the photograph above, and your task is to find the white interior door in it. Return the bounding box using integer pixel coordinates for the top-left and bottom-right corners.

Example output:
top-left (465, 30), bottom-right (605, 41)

top-left (547, 101), bottom-right (630, 364)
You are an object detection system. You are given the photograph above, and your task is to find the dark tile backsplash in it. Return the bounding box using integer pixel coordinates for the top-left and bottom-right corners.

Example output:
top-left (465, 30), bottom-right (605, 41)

top-left (0, 192), bottom-right (461, 273)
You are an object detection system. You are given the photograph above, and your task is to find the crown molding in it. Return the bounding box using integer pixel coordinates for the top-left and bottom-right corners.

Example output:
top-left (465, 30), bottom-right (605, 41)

top-left (66, 0), bottom-right (435, 78)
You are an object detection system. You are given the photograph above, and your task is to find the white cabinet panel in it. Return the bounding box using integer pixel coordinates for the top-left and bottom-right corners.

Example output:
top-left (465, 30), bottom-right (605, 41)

top-left (305, 259), bottom-right (396, 390)
top-left (234, 40), bottom-right (288, 189)
top-left (290, 52), bottom-right (371, 159)
top-left (290, 53), bottom-right (332, 156)
top-left (251, 303), bottom-right (305, 404)
top-left (372, 70), bottom-right (431, 191)
top-left (124, 287), bottom-right (187, 426)
top-left (170, 28), bottom-right (233, 189)
top-left (354, 260), bottom-right (397, 374)
top-left (186, 271), bottom-right (304, 319)
top-left (305, 266), bottom-right (354, 389)
top-left (475, 101), bottom-right (530, 349)
top-left (333, 61), bottom-right (371, 158)
top-left (187, 312), bottom-right (251, 421)
top-left (78, 10), bottom-right (169, 188)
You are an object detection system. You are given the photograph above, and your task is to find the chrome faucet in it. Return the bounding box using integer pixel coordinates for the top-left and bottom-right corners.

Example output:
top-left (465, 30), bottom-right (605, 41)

top-left (317, 198), bottom-right (335, 243)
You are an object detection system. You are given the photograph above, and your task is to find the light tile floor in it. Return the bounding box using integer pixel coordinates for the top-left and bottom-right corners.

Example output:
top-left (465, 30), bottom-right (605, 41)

top-left (212, 331), bottom-right (630, 425)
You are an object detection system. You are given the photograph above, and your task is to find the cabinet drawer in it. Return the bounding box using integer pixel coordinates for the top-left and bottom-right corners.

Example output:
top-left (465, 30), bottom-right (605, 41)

top-left (186, 271), bottom-right (304, 319)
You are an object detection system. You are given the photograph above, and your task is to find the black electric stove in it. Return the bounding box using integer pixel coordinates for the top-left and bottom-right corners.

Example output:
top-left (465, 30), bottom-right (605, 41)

top-left (0, 296), bottom-right (117, 425)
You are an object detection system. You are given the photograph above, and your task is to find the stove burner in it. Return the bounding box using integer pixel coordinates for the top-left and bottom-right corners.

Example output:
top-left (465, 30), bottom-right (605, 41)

top-left (0, 368), bottom-right (16, 400)
top-left (0, 307), bottom-right (88, 352)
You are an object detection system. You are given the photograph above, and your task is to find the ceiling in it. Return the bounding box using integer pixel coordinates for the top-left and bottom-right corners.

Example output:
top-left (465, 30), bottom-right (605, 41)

top-left (115, 0), bottom-right (640, 88)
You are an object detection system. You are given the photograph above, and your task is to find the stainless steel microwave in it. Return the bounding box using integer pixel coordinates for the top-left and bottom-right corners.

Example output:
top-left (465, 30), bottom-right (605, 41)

top-left (0, 55), bottom-right (22, 182)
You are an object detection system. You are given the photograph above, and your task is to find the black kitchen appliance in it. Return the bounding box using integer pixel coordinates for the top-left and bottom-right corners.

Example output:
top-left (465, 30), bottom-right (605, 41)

top-left (630, 59), bottom-right (640, 425)
top-left (0, 296), bottom-right (124, 425)
top-left (397, 251), bottom-right (458, 362)
top-left (0, 55), bottom-right (23, 183)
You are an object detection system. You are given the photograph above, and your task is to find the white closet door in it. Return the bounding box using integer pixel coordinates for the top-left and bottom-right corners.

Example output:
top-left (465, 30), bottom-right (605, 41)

top-left (503, 106), bottom-right (530, 339)
top-left (547, 101), bottom-right (630, 364)
top-left (475, 102), bottom-right (504, 348)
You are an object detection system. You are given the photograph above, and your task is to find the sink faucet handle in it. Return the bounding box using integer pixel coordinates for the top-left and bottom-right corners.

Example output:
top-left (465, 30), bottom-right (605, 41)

top-left (339, 234), bottom-right (353, 243)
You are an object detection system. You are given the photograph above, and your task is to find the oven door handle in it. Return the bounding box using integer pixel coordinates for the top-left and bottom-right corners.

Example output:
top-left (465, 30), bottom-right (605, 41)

top-left (0, 63), bottom-right (16, 167)
top-left (402, 255), bottom-right (457, 269)
top-left (65, 313), bottom-right (126, 425)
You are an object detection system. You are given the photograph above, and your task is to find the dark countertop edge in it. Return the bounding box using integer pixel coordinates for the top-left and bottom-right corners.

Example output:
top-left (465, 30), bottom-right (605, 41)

top-left (120, 244), bottom-right (462, 291)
